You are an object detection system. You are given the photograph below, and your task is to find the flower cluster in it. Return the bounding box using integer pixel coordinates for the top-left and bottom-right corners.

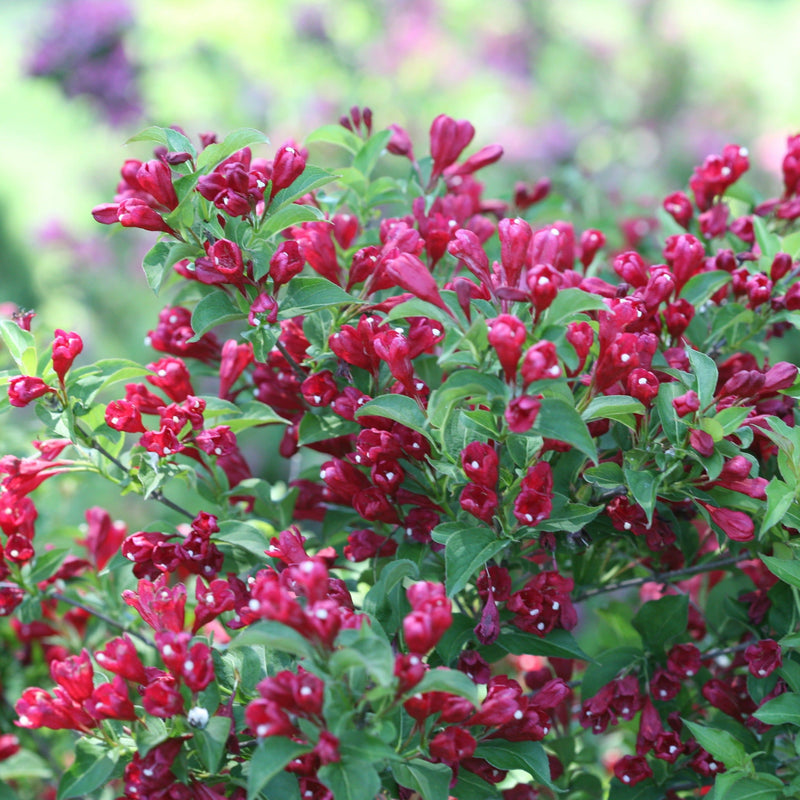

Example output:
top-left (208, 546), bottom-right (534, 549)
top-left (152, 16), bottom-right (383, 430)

top-left (1, 112), bottom-right (800, 800)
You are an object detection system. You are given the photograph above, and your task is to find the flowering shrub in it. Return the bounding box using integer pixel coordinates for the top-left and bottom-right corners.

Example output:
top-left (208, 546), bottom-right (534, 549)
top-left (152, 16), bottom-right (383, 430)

top-left (2, 110), bottom-right (800, 800)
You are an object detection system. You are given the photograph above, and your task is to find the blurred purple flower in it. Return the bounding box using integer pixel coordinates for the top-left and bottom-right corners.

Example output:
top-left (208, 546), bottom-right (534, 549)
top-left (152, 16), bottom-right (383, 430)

top-left (26, 0), bottom-right (141, 125)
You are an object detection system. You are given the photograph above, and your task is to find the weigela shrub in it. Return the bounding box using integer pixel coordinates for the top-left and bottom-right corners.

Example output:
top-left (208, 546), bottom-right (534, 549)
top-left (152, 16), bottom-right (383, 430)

top-left (1, 111), bottom-right (800, 799)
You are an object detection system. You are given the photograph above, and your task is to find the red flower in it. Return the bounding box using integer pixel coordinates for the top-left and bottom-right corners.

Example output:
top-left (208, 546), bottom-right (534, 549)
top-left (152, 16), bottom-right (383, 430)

top-left (745, 639), bottom-right (782, 678)
top-left (51, 329), bottom-right (83, 384)
top-left (429, 726), bottom-right (477, 765)
top-left (141, 673), bottom-right (185, 718)
top-left (95, 635), bottom-right (148, 683)
top-left (429, 114), bottom-right (475, 183)
top-left (8, 376), bottom-right (55, 408)
top-left (700, 503), bottom-right (755, 542)
top-left (613, 754), bottom-right (653, 787)
top-left (460, 484), bottom-right (499, 524)
top-left (487, 314), bottom-right (527, 381)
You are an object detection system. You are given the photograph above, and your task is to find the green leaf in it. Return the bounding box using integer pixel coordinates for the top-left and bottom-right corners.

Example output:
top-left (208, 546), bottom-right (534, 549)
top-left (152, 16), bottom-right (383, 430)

top-left (607, 778), bottom-right (659, 800)
top-left (760, 478), bottom-right (795, 535)
top-left (297, 412), bottom-right (359, 446)
top-left (632, 595), bottom-right (688, 650)
top-left (686, 347), bottom-right (719, 409)
top-left (270, 165), bottom-right (338, 211)
top-left (216, 520), bottom-right (272, 558)
top-left (682, 719), bottom-right (748, 769)
top-left (753, 215), bottom-right (779, 260)
top-left (318, 760), bottom-right (381, 800)
top-left (0, 319), bottom-right (35, 374)
top-left (352, 129), bottom-right (393, 178)
top-left (247, 737), bottom-right (309, 800)
top-left (680, 270), bottom-right (732, 306)
top-left (582, 395), bottom-right (646, 426)
top-left (474, 740), bottom-right (553, 789)
top-left (385, 297), bottom-right (455, 330)
top-left (329, 635), bottom-right (395, 686)
top-left (305, 124), bottom-right (362, 154)
top-left (229, 619), bottom-right (315, 659)
top-left (27, 548), bottom-right (69, 585)
top-left (412, 667), bottom-right (480, 708)
top-left (193, 715), bottom-right (233, 773)
top-left (92, 358), bottom-right (152, 392)
top-left (762, 554), bottom-right (800, 589)
top-left (278, 276), bottom-right (358, 317)
top-left (581, 647), bottom-right (644, 700)
top-left (623, 465), bottom-right (660, 524)
top-left (535, 397), bottom-right (598, 463)
top-left (444, 526), bottom-right (506, 598)
top-left (196, 128), bottom-right (269, 171)
top-left (753, 691), bottom-right (800, 726)
top-left (583, 462), bottom-right (625, 489)
top-left (0, 750), bottom-right (51, 782)
top-left (363, 558), bottom-right (419, 617)
top-left (712, 777), bottom-right (781, 800)
top-left (258, 202), bottom-right (326, 240)
top-left (654, 381), bottom-right (685, 444)
top-left (190, 291), bottom-right (243, 339)
top-left (57, 739), bottom-right (120, 800)
top-left (391, 759), bottom-right (452, 800)
top-left (127, 125), bottom-right (196, 156)
top-left (142, 241), bottom-right (176, 295)
top-left (356, 394), bottom-right (432, 443)
top-left (543, 288), bottom-right (608, 327)
top-left (136, 717), bottom-right (169, 755)
top-left (496, 628), bottom-right (592, 662)
top-left (427, 370), bottom-right (509, 431)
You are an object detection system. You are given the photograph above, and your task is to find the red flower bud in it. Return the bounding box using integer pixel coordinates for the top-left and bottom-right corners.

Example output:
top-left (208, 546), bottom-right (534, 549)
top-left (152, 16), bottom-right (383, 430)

top-left (270, 144), bottom-right (306, 199)
top-left (498, 217), bottom-right (532, 288)
top-left (579, 228), bottom-right (606, 268)
top-left (520, 341), bottom-right (561, 385)
top-left (51, 329), bottom-right (83, 384)
top-left (460, 484), bottom-right (499, 524)
top-left (460, 442), bottom-right (499, 488)
top-left (136, 160), bottom-right (178, 209)
top-left (117, 198), bottom-right (173, 233)
top-left (8, 376), bottom-right (55, 407)
top-left (626, 368), bottom-right (659, 406)
top-left (504, 395), bottom-right (542, 433)
top-left (429, 114), bottom-right (475, 183)
top-left (662, 191), bottom-right (693, 229)
top-left (689, 429), bottom-right (715, 458)
top-left (700, 502), bottom-right (755, 542)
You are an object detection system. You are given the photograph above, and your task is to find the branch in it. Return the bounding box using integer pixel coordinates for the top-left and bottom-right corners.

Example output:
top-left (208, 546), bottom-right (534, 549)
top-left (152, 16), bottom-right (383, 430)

top-left (73, 420), bottom-right (194, 520)
top-left (52, 592), bottom-right (155, 648)
top-left (573, 554), bottom-right (747, 602)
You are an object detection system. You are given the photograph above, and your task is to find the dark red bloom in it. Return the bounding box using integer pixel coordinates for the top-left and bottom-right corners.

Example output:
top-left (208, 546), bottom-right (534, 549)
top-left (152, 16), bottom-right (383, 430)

top-left (613, 754), bottom-right (653, 787)
top-left (745, 639), bottom-right (782, 678)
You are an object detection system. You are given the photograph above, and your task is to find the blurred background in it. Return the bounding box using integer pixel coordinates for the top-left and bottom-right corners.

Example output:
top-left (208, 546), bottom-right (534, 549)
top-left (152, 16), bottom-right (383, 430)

top-left (0, 0), bottom-right (798, 523)
top-left (3, 0), bottom-right (799, 336)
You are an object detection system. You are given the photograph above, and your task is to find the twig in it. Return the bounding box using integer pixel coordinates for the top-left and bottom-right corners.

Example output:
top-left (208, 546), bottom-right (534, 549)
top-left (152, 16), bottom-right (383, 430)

top-left (51, 592), bottom-right (155, 648)
top-left (275, 339), bottom-right (308, 382)
top-left (573, 554), bottom-right (747, 602)
top-left (73, 420), bottom-right (194, 520)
